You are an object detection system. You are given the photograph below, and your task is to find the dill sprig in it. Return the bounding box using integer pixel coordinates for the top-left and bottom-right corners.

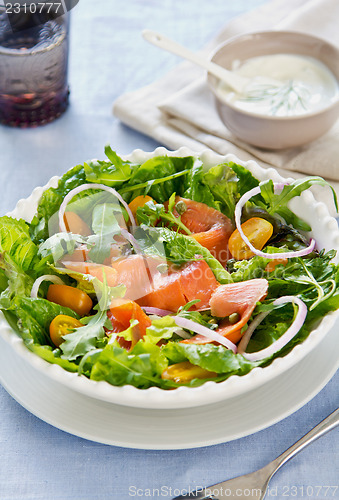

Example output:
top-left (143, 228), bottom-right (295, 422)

top-left (241, 80), bottom-right (311, 116)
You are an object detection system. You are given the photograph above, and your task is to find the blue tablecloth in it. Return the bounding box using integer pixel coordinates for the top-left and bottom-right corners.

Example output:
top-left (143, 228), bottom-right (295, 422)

top-left (0, 1), bottom-right (338, 498)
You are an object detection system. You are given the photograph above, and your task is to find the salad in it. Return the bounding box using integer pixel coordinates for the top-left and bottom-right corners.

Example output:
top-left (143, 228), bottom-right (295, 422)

top-left (0, 147), bottom-right (338, 390)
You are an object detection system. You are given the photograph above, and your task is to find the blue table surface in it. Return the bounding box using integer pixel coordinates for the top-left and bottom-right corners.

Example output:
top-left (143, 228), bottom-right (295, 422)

top-left (0, 1), bottom-right (338, 499)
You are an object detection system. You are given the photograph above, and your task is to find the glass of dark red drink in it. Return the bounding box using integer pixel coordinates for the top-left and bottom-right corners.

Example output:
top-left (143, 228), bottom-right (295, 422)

top-left (0, 1), bottom-right (70, 127)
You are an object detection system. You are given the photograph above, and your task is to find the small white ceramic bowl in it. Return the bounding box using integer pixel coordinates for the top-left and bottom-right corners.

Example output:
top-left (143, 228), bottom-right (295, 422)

top-left (208, 31), bottom-right (339, 149)
top-left (1, 147), bottom-right (339, 409)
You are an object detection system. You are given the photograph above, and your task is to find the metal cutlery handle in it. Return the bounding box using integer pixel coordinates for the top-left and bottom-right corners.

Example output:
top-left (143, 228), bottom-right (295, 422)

top-left (172, 408), bottom-right (339, 500)
top-left (267, 407), bottom-right (339, 477)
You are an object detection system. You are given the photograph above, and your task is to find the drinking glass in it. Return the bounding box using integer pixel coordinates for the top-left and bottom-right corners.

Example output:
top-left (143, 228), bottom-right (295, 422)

top-left (0, 1), bottom-right (70, 127)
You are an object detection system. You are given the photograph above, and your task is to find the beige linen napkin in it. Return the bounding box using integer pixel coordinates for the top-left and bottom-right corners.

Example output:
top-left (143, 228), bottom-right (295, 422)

top-left (114, 0), bottom-right (339, 214)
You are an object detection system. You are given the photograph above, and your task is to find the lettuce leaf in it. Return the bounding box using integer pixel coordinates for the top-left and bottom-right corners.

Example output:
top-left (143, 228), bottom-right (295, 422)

top-left (0, 253), bottom-right (34, 309)
top-left (30, 164), bottom-right (87, 244)
top-left (144, 316), bottom-right (180, 344)
top-left (162, 342), bottom-right (255, 374)
top-left (202, 162), bottom-right (261, 219)
top-left (0, 216), bottom-right (41, 271)
top-left (90, 340), bottom-right (169, 389)
top-left (0, 216), bottom-right (50, 309)
top-left (182, 162), bottom-right (217, 208)
top-left (29, 153), bottom-right (196, 244)
top-left (119, 155), bottom-right (195, 203)
top-left (10, 296), bottom-right (78, 345)
top-left (28, 344), bottom-right (79, 372)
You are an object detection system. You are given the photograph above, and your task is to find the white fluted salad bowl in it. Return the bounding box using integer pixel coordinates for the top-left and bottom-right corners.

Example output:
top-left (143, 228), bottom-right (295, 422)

top-left (1, 147), bottom-right (339, 409)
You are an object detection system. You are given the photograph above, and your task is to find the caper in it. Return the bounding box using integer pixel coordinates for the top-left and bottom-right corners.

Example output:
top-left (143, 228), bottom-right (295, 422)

top-left (228, 312), bottom-right (240, 324)
top-left (157, 263), bottom-right (169, 274)
top-left (208, 319), bottom-right (218, 329)
top-left (175, 200), bottom-right (187, 215)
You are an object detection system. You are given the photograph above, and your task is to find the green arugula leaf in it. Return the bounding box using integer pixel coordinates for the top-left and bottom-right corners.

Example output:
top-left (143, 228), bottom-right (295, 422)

top-left (60, 311), bottom-right (109, 361)
top-left (143, 226), bottom-right (233, 283)
top-left (136, 199), bottom-right (191, 234)
top-left (271, 206), bottom-right (312, 232)
top-left (259, 177), bottom-right (338, 230)
top-left (231, 162), bottom-right (261, 196)
top-left (88, 203), bottom-right (122, 263)
top-left (60, 279), bottom-right (125, 361)
top-left (84, 146), bottom-right (135, 186)
top-left (38, 232), bottom-right (88, 263)
top-left (177, 308), bottom-right (219, 330)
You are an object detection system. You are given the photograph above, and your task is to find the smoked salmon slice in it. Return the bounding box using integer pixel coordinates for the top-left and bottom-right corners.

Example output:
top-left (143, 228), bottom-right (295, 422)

top-left (110, 254), bottom-right (165, 301)
top-left (62, 261), bottom-right (119, 287)
top-left (181, 278), bottom-right (268, 345)
top-left (63, 254), bottom-right (218, 311)
top-left (137, 259), bottom-right (219, 312)
top-left (107, 298), bottom-right (152, 350)
top-left (170, 197), bottom-right (233, 266)
top-left (63, 254), bottom-right (165, 300)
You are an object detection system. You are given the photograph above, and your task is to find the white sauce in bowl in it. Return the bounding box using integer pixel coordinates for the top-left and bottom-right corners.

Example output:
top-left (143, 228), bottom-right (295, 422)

top-left (217, 54), bottom-right (339, 117)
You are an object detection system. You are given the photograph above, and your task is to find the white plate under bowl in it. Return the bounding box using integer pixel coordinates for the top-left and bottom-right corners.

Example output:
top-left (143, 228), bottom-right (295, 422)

top-left (2, 146), bottom-right (339, 410)
top-left (0, 307), bottom-right (338, 449)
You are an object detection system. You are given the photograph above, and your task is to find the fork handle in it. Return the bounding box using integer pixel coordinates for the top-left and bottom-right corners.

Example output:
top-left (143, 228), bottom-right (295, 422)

top-left (267, 407), bottom-right (339, 478)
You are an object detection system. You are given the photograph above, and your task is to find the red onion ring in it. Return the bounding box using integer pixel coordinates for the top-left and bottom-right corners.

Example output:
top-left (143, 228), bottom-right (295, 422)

top-left (58, 183), bottom-right (136, 233)
top-left (173, 316), bottom-right (237, 353)
top-left (141, 306), bottom-right (173, 316)
top-left (235, 184), bottom-right (316, 259)
top-left (31, 274), bottom-right (65, 299)
top-left (238, 295), bottom-right (307, 362)
top-left (237, 310), bottom-right (270, 354)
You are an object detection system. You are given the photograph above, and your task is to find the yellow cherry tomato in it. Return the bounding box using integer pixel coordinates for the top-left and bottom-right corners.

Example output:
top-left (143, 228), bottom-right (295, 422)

top-left (47, 284), bottom-right (93, 316)
top-left (63, 211), bottom-right (92, 236)
top-left (228, 217), bottom-right (274, 260)
top-left (49, 314), bottom-right (83, 347)
top-left (161, 361), bottom-right (217, 384)
top-left (128, 195), bottom-right (155, 220)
